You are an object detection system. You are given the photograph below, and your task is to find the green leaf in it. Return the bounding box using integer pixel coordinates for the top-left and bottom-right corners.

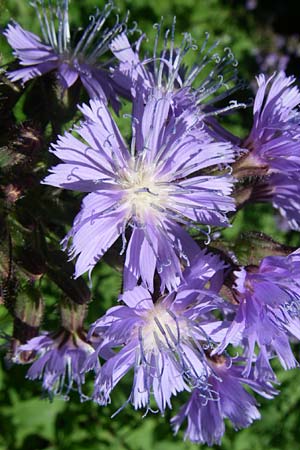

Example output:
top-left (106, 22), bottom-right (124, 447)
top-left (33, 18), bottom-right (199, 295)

top-left (5, 391), bottom-right (65, 447)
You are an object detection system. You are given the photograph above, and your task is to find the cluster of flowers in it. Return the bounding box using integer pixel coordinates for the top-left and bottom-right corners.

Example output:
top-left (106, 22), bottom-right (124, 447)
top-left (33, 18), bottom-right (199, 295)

top-left (4, 0), bottom-right (300, 445)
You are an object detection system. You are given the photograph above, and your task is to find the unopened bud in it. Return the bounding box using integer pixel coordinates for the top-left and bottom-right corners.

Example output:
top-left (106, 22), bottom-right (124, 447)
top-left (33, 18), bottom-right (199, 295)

top-left (0, 146), bottom-right (25, 169)
top-left (0, 247), bottom-right (17, 312)
top-left (14, 288), bottom-right (44, 329)
top-left (2, 183), bottom-right (22, 204)
top-left (16, 247), bottom-right (46, 281)
top-left (13, 123), bottom-right (43, 161)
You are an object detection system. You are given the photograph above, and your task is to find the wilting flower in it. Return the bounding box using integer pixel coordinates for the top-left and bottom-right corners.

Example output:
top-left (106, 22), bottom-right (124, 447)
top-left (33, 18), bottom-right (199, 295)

top-left (171, 355), bottom-right (276, 446)
top-left (236, 72), bottom-right (300, 175)
top-left (44, 89), bottom-right (235, 291)
top-left (16, 328), bottom-right (96, 398)
top-left (110, 20), bottom-right (243, 139)
top-left (217, 251), bottom-right (300, 380)
top-left (88, 252), bottom-right (229, 413)
top-left (4, 0), bottom-right (124, 109)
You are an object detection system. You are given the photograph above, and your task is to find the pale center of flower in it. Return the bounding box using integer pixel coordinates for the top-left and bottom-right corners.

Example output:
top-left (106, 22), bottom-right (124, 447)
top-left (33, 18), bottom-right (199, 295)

top-left (141, 304), bottom-right (187, 354)
top-left (121, 162), bottom-right (171, 222)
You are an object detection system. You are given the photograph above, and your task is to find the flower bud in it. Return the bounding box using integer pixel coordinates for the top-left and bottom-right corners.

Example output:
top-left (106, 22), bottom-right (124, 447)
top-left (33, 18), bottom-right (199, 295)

top-left (12, 122), bottom-right (43, 162)
top-left (2, 183), bottom-right (22, 205)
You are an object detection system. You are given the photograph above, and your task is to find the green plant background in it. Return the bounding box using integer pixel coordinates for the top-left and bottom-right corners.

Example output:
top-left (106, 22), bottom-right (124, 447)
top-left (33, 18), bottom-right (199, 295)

top-left (1, 1), bottom-right (300, 449)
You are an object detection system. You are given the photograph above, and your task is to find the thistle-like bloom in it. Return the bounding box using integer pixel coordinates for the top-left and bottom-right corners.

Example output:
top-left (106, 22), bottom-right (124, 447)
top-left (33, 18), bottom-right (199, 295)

top-left (236, 72), bottom-right (300, 175)
top-left (88, 252), bottom-right (229, 414)
top-left (217, 251), bottom-right (300, 380)
top-left (4, 0), bottom-right (124, 108)
top-left (249, 173), bottom-right (300, 231)
top-left (110, 21), bottom-right (243, 137)
top-left (171, 355), bottom-right (276, 446)
top-left (16, 329), bottom-right (97, 398)
top-left (44, 89), bottom-right (235, 291)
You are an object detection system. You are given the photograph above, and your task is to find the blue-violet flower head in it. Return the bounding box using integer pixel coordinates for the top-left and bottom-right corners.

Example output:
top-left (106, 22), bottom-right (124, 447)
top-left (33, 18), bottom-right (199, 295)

top-left (88, 251), bottom-right (229, 414)
top-left (217, 250), bottom-right (300, 380)
top-left (4, 0), bottom-right (124, 109)
top-left (109, 20), bottom-right (243, 129)
top-left (241, 72), bottom-right (300, 173)
top-left (44, 89), bottom-right (235, 291)
top-left (171, 354), bottom-right (276, 445)
top-left (16, 329), bottom-right (97, 398)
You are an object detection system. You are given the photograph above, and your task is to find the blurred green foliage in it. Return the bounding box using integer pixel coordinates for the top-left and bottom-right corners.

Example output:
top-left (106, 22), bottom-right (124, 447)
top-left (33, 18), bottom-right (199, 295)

top-left (1, 0), bottom-right (300, 449)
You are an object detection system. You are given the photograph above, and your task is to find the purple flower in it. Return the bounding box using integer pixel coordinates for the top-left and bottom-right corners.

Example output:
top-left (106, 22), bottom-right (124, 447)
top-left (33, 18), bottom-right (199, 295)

top-left (255, 51), bottom-right (289, 75)
top-left (217, 251), bottom-right (300, 380)
top-left (234, 72), bottom-right (300, 226)
top-left (44, 90), bottom-right (235, 291)
top-left (109, 22), bottom-right (243, 130)
top-left (4, 0), bottom-right (124, 109)
top-left (16, 328), bottom-right (97, 398)
top-left (249, 173), bottom-right (300, 231)
top-left (240, 72), bottom-right (300, 173)
top-left (171, 355), bottom-right (276, 445)
top-left (245, 0), bottom-right (257, 10)
top-left (88, 252), bottom-right (229, 413)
